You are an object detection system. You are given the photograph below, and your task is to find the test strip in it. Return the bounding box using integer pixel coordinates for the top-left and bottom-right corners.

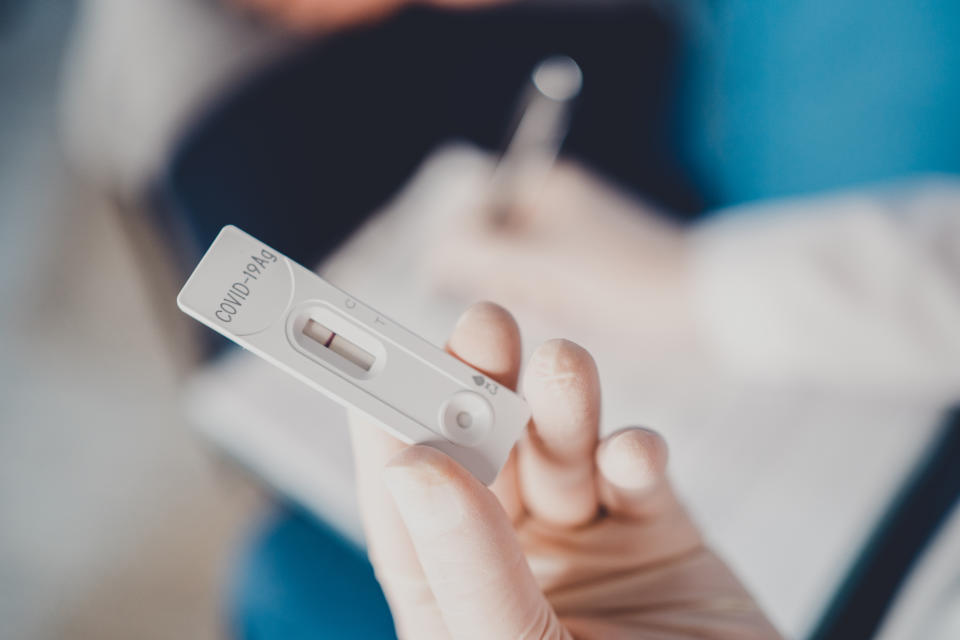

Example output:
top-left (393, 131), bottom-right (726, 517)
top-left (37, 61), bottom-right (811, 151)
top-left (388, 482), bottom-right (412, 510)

top-left (176, 225), bottom-right (531, 484)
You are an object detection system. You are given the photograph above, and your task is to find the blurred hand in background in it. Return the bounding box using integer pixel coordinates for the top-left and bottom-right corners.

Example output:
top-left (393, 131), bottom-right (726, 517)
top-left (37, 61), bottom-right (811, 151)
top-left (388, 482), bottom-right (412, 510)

top-left (418, 147), bottom-right (960, 398)
top-left (424, 161), bottom-right (695, 349)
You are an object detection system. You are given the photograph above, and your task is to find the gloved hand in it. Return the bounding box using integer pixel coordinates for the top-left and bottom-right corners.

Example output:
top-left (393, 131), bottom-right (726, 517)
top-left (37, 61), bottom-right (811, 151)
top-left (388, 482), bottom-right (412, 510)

top-left (349, 302), bottom-right (781, 639)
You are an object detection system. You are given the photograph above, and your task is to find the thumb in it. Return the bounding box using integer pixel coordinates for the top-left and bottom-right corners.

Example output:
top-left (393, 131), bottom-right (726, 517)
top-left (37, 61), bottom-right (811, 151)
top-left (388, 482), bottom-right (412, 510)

top-left (385, 445), bottom-right (569, 640)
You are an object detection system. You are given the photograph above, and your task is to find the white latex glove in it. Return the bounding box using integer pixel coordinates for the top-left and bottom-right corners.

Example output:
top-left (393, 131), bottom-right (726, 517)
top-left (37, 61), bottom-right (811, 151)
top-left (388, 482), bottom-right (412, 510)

top-left (349, 302), bottom-right (781, 639)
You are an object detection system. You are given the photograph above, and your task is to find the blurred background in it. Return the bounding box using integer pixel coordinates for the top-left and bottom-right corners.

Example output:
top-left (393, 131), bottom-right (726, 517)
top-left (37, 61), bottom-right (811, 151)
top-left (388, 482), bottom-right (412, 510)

top-left (2, 1), bottom-right (959, 639)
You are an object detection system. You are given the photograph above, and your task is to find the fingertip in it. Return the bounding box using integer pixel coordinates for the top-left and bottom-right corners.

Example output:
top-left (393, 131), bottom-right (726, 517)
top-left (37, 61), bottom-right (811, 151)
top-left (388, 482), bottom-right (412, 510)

top-left (525, 338), bottom-right (600, 401)
top-left (385, 443), bottom-right (456, 476)
top-left (384, 446), bottom-right (475, 537)
top-left (452, 300), bottom-right (518, 334)
top-left (385, 444), bottom-right (474, 491)
top-left (597, 427), bottom-right (668, 492)
top-left (448, 301), bottom-right (522, 388)
top-left (522, 338), bottom-right (600, 457)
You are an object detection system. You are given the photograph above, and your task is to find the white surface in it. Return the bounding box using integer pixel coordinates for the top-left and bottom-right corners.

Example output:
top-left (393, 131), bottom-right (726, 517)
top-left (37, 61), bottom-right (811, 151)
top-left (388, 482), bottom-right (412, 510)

top-left (691, 180), bottom-right (960, 402)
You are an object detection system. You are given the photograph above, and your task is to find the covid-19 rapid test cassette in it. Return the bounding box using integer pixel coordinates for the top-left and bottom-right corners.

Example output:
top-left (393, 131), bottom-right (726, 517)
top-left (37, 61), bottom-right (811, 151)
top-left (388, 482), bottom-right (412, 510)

top-left (177, 225), bottom-right (530, 484)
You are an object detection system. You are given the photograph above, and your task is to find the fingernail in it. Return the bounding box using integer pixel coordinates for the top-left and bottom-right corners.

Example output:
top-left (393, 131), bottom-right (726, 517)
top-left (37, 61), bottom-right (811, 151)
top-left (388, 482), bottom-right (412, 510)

top-left (384, 456), bottom-right (465, 537)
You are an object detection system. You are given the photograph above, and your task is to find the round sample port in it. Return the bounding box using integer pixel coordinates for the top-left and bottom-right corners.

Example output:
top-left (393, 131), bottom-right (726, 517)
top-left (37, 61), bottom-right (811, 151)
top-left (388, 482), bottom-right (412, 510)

top-left (438, 391), bottom-right (493, 446)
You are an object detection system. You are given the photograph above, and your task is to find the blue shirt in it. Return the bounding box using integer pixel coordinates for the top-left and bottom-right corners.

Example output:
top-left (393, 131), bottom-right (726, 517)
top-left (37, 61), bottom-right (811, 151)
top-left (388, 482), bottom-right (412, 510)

top-left (681, 0), bottom-right (960, 206)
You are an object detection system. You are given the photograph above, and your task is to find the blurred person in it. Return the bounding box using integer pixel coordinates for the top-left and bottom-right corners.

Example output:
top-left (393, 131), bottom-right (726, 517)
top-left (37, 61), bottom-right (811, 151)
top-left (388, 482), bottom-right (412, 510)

top-left (61, 0), bottom-right (503, 203)
top-left (144, 0), bottom-right (960, 395)
top-left (163, 3), bottom-right (956, 640)
top-left (62, 0), bottom-right (960, 638)
top-left (216, 1), bottom-right (958, 636)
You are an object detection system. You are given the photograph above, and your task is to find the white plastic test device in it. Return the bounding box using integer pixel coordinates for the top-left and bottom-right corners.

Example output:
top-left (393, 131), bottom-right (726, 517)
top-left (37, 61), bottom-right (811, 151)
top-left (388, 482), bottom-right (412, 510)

top-left (177, 225), bottom-right (530, 484)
